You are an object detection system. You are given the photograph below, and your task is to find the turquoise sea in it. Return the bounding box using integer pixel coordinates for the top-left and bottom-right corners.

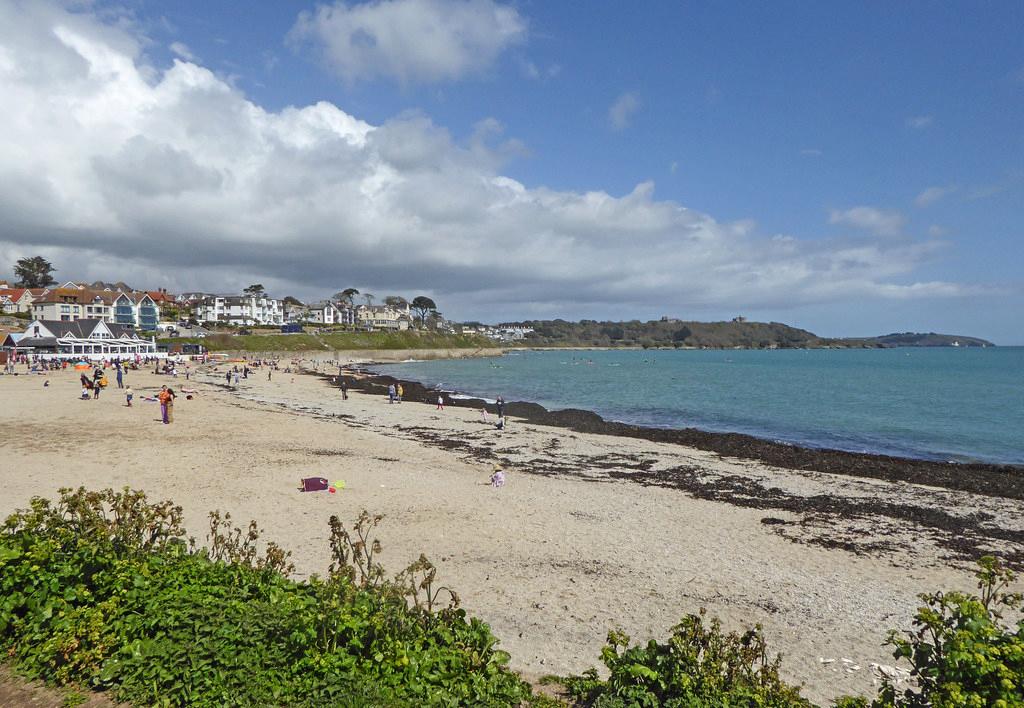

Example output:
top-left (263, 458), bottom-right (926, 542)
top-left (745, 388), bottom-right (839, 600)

top-left (376, 347), bottom-right (1024, 466)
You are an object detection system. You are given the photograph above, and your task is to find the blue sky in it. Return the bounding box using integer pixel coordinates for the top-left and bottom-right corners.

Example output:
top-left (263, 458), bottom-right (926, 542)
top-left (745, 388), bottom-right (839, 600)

top-left (1, 1), bottom-right (1021, 341)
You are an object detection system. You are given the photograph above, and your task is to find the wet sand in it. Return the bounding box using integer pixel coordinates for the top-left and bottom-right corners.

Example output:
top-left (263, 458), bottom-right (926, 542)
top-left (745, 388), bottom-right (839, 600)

top-left (1, 361), bottom-right (1021, 704)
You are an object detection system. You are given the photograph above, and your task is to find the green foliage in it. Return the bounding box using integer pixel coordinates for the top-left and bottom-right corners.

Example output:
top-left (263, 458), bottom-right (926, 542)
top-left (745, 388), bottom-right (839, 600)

top-left (0, 488), bottom-right (531, 707)
top-left (561, 611), bottom-right (811, 707)
top-left (411, 295), bottom-right (438, 325)
top-left (517, 318), bottom-right (824, 349)
top-left (176, 330), bottom-right (494, 352)
top-left (13, 255), bottom-right (57, 288)
top-left (878, 555), bottom-right (1024, 708)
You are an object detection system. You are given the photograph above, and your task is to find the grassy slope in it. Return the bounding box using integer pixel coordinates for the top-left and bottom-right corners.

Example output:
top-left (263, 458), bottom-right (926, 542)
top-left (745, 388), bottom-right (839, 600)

top-left (173, 331), bottom-right (496, 352)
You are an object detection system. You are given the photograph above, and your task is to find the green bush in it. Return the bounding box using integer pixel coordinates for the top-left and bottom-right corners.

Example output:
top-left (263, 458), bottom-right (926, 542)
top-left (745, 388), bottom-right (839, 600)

top-left (0, 488), bottom-right (530, 707)
top-left (560, 611), bottom-right (811, 707)
top-left (876, 555), bottom-right (1024, 708)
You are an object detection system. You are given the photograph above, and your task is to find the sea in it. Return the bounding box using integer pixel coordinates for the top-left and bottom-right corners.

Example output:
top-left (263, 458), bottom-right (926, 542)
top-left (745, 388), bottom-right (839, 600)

top-left (373, 347), bottom-right (1024, 466)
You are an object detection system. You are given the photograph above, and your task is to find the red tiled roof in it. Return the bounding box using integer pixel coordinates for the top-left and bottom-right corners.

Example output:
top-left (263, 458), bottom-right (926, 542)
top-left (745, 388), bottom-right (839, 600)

top-left (0, 288), bottom-right (30, 301)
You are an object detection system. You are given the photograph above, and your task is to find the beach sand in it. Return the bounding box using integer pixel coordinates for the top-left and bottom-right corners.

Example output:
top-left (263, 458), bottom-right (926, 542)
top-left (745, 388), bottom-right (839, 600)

top-left (2, 362), bottom-right (1021, 704)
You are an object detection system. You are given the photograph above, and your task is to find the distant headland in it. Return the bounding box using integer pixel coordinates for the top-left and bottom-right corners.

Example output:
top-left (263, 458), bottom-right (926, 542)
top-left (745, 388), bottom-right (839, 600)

top-left (507, 319), bottom-right (995, 349)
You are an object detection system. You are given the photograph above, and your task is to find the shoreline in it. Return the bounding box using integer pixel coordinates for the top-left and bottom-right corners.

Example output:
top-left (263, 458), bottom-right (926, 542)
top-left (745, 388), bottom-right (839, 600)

top-left (347, 365), bottom-right (1024, 501)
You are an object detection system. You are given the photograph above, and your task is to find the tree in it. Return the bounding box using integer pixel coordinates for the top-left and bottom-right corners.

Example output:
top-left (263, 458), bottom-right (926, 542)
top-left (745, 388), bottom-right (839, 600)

top-left (384, 295), bottom-right (408, 309)
top-left (243, 283), bottom-right (266, 297)
top-left (13, 256), bottom-right (56, 288)
top-left (282, 295), bottom-right (303, 306)
top-left (362, 293), bottom-right (375, 307)
top-left (411, 296), bottom-right (437, 326)
top-left (333, 288), bottom-right (359, 305)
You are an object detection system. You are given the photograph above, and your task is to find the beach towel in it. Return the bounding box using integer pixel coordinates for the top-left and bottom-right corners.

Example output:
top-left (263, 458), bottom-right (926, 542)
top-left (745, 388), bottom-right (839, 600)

top-left (300, 477), bottom-right (329, 492)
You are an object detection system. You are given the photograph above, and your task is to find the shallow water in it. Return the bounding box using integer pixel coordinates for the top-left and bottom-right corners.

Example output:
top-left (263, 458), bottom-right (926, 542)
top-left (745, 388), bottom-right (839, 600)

top-left (375, 347), bottom-right (1024, 465)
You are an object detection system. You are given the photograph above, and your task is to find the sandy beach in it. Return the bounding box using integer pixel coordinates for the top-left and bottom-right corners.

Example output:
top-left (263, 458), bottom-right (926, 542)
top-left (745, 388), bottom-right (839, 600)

top-left (2, 361), bottom-right (1021, 704)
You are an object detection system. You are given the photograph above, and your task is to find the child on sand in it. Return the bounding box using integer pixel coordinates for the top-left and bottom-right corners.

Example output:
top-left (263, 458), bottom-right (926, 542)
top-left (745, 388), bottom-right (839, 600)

top-left (436, 394), bottom-right (444, 410)
top-left (125, 386), bottom-right (133, 407)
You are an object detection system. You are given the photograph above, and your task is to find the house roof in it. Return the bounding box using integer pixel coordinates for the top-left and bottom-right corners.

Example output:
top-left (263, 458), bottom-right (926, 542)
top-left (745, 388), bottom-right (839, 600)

top-left (32, 288), bottom-right (120, 305)
top-left (0, 288), bottom-right (31, 302)
top-left (25, 319), bottom-right (145, 340)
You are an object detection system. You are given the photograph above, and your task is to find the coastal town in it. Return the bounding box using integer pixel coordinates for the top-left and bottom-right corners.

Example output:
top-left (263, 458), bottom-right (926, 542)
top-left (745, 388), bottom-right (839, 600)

top-left (1, 2), bottom-right (1021, 706)
top-left (0, 261), bottom-right (534, 362)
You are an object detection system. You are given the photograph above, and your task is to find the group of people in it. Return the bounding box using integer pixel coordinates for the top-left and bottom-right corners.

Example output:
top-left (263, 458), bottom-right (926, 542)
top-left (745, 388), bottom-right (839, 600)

top-left (79, 366), bottom-right (108, 399)
top-left (387, 383), bottom-right (404, 404)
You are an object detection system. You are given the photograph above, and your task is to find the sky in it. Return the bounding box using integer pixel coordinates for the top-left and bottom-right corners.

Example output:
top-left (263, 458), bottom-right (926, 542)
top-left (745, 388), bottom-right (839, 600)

top-left (0, 1), bottom-right (1021, 342)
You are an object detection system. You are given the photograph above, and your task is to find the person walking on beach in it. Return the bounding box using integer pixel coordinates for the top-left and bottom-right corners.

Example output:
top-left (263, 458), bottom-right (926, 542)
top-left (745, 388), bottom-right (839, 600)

top-left (387, 383), bottom-right (396, 404)
top-left (340, 378), bottom-right (348, 400)
top-left (233, 371), bottom-right (240, 386)
top-left (225, 371), bottom-right (232, 386)
top-left (496, 395), bottom-right (505, 419)
top-left (396, 383), bottom-right (404, 403)
top-left (436, 394), bottom-right (445, 411)
top-left (166, 388), bottom-right (176, 423)
top-left (158, 385), bottom-right (170, 424)
top-left (125, 385), bottom-right (133, 407)
top-left (116, 365), bottom-right (123, 389)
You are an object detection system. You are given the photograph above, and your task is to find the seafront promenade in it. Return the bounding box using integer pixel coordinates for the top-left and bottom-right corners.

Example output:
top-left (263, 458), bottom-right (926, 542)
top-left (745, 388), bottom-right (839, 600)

top-left (2, 363), bottom-right (1021, 704)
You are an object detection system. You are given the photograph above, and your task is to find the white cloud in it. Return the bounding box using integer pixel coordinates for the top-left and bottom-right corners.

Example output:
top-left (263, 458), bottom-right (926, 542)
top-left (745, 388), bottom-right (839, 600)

top-left (169, 41), bottom-right (196, 62)
top-left (287, 0), bottom-right (526, 84)
top-left (608, 92), bottom-right (639, 131)
top-left (829, 206), bottom-right (905, 237)
top-left (914, 185), bottom-right (956, 207)
top-left (905, 115), bottom-right (933, 129)
top-left (0, 2), bottom-right (983, 320)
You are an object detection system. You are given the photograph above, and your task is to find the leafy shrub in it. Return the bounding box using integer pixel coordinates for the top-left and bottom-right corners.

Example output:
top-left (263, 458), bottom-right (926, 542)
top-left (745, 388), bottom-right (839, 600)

top-left (0, 487), bottom-right (531, 707)
top-left (560, 610), bottom-right (810, 707)
top-left (877, 555), bottom-right (1024, 707)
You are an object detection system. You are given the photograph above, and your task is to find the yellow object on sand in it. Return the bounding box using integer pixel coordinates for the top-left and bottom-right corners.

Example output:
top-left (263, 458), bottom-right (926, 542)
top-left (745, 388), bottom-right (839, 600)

top-left (333, 480), bottom-right (346, 490)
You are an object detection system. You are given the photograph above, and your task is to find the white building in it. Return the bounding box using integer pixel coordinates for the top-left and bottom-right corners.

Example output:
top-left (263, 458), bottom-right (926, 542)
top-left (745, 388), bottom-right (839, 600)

top-left (0, 288), bottom-right (34, 313)
top-left (194, 294), bottom-right (284, 326)
top-left (307, 301), bottom-right (357, 327)
top-left (4, 319), bottom-right (157, 359)
top-left (356, 304), bottom-right (411, 331)
top-left (31, 288), bottom-right (117, 323)
top-left (496, 325), bottom-right (535, 341)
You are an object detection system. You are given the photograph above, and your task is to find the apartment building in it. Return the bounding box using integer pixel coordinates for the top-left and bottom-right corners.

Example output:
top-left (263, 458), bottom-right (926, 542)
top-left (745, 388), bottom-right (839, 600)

top-left (194, 294), bottom-right (284, 325)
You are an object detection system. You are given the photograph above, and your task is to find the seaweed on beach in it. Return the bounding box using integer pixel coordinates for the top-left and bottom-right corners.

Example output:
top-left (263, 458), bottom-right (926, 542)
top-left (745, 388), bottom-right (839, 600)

top-left (312, 368), bottom-right (1024, 567)
top-left (340, 368), bottom-right (1024, 501)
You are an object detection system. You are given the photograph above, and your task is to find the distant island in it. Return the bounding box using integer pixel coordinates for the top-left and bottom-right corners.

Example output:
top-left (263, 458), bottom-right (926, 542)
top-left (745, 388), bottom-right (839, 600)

top-left (508, 319), bottom-right (994, 349)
